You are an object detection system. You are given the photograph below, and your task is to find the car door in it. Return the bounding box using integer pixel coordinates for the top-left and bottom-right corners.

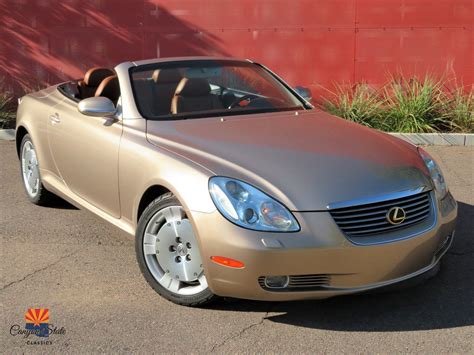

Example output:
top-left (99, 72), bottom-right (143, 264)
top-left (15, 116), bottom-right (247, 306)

top-left (47, 97), bottom-right (122, 218)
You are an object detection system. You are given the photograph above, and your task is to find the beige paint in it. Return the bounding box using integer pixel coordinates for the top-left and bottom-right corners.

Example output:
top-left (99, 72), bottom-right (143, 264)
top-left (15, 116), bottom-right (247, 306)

top-left (15, 58), bottom-right (457, 300)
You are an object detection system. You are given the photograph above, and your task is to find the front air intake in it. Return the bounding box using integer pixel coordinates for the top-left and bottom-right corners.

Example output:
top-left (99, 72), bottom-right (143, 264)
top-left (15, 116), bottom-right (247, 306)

top-left (258, 274), bottom-right (331, 291)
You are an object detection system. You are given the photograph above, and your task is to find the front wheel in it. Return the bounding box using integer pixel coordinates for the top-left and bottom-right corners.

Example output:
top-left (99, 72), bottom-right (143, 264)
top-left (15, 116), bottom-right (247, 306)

top-left (135, 193), bottom-right (217, 306)
top-left (20, 134), bottom-right (55, 205)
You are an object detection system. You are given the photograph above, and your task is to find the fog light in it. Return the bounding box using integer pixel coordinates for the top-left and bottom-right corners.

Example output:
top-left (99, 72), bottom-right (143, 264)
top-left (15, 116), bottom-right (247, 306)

top-left (264, 275), bottom-right (289, 288)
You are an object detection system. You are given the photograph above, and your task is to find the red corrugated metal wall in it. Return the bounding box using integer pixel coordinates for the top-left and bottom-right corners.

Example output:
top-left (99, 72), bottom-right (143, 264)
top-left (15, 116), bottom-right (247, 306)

top-left (1, 0), bottom-right (472, 96)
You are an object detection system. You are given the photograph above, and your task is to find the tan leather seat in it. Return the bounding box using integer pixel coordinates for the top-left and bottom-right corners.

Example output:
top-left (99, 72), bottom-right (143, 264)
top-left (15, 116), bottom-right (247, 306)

top-left (94, 75), bottom-right (120, 105)
top-left (78, 67), bottom-right (114, 99)
top-left (171, 78), bottom-right (223, 114)
top-left (151, 69), bottom-right (182, 115)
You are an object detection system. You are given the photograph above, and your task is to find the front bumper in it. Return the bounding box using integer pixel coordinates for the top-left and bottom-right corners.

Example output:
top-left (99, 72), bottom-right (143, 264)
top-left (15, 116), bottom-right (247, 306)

top-left (190, 191), bottom-right (457, 301)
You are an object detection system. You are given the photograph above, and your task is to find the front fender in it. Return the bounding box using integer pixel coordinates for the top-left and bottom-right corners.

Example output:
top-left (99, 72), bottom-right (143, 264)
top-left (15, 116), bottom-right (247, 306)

top-left (118, 119), bottom-right (216, 232)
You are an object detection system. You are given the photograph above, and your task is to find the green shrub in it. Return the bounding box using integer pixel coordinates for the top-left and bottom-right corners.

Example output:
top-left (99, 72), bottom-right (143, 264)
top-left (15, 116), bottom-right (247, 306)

top-left (440, 87), bottom-right (473, 133)
top-left (321, 83), bottom-right (386, 130)
top-left (381, 75), bottom-right (448, 133)
top-left (0, 81), bottom-right (15, 129)
top-left (320, 74), bottom-right (473, 133)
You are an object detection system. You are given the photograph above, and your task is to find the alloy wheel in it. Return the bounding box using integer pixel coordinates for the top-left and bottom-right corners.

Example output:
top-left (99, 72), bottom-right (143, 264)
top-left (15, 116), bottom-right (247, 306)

top-left (21, 140), bottom-right (40, 198)
top-left (143, 206), bottom-right (208, 296)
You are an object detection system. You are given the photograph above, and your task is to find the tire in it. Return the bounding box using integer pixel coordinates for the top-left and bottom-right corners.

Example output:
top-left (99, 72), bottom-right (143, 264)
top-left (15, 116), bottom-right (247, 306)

top-left (135, 192), bottom-right (217, 306)
top-left (20, 134), bottom-right (56, 205)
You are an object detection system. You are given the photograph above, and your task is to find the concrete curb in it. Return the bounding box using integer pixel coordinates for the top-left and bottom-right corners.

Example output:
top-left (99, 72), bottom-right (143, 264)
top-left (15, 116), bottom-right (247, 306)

top-left (0, 129), bottom-right (15, 141)
top-left (389, 133), bottom-right (473, 146)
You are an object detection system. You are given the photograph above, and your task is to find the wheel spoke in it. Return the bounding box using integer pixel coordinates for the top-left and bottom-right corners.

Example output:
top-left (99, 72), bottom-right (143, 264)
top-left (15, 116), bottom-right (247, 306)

top-left (31, 165), bottom-right (39, 180)
top-left (27, 171), bottom-right (36, 188)
top-left (159, 273), bottom-right (180, 293)
top-left (24, 149), bottom-right (32, 162)
top-left (22, 158), bottom-right (27, 174)
top-left (161, 206), bottom-right (183, 224)
top-left (143, 244), bottom-right (156, 255)
top-left (158, 273), bottom-right (170, 285)
top-left (168, 279), bottom-right (181, 292)
top-left (30, 152), bottom-right (38, 166)
top-left (143, 233), bottom-right (157, 245)
top-left (198, 274), bottom-right (208, 288)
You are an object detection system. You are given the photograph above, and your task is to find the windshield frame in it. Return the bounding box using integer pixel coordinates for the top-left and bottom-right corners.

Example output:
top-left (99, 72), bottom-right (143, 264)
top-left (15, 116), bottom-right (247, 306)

top-left (129, 59), bottom-right (311, 121)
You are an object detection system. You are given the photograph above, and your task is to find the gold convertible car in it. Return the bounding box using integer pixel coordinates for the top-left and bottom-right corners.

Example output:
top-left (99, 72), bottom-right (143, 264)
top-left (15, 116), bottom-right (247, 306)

top-left (16, 57), bottom-right (457, 306)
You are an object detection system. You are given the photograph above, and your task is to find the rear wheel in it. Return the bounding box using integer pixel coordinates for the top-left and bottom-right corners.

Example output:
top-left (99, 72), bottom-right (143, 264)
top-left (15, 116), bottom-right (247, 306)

top-left (20, 134), bottom-right (55, 205)
top-left (135, 193), bottom-right (216, 306)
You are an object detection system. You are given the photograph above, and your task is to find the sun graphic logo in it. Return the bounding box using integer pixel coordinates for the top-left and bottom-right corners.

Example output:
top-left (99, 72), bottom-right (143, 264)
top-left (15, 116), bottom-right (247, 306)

top-left (25, 308), bottom-right (49, 338)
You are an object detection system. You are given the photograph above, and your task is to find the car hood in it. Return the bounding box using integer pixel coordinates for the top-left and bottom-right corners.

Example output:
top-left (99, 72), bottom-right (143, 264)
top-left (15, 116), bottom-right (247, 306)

top-left (146, 110), bottom-right (431, 211)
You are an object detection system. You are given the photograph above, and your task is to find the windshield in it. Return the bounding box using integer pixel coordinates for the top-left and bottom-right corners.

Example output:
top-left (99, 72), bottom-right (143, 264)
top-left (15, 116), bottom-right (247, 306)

top-left (130, 60), bottom-right (306, 119)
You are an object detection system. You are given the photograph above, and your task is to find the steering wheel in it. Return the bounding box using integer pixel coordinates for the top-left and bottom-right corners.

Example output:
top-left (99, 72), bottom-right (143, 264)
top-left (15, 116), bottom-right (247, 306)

top-left (227, 94), bottom-right (259, 109)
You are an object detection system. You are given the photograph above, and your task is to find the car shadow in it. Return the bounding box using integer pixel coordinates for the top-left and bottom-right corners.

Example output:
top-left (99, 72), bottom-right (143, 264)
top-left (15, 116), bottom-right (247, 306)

top-left (43, 195), bottom-right (78, 210)
top-left (209, 201), bottom-right (474, 332)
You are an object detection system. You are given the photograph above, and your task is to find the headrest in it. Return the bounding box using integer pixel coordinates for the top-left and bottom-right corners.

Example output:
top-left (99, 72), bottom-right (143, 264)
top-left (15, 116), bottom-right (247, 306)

top-left (152, 69), bottom-right (182, 84)
top-left (174, 78), bottom-right (211, 97)
top-left (95, 75), bottom-right (120, 103)
top-left (84, 67), bottom-right (115, 86)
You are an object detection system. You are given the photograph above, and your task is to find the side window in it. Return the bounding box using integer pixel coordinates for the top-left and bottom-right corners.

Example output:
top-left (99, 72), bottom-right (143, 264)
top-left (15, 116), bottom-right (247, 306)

top-left (58, 81), bottom-right (81, 102)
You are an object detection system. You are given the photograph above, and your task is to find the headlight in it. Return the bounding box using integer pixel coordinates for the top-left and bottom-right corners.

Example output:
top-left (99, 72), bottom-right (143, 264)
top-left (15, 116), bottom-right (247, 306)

top-left (209, 177), bottom-right (300, 232)
top-left (418, 148), bottom-right (448, 199)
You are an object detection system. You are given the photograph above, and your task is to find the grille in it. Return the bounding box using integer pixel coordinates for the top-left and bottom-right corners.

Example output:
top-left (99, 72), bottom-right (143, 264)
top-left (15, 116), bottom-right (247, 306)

top-left (258, 274), bottom-right (331, 291)
top-left (330, 191), bottom-right (432, 237)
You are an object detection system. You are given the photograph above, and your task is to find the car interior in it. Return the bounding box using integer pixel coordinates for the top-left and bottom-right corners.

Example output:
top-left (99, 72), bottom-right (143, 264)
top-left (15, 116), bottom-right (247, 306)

top-left (59, 66), bottom-right (237, 116)
top-left (130, 67), bottom-right (271, 117)
top-left (58, 64), bottom-right (303, 117)
top-left (132, 68), bottom-right (184, 117)
top-left (131, 68), bottom-right (229, 117)
top-left (58, 67), bottom-right (121, 106)
top-left (78, 67), bottom-right (115, 99)
top-left (171, 77), bottom-right (224, 114)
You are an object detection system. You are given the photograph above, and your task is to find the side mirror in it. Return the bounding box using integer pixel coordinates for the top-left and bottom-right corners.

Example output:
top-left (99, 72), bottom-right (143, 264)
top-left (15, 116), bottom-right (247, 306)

top-left (78, 97), bottom-right (116, 117)
top-left (294, 86), bottom-right (312, 102)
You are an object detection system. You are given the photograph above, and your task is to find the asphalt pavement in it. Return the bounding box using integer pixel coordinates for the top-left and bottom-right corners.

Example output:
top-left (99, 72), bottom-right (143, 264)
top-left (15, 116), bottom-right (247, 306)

top-left (1, 140), bottom-right (473, 353)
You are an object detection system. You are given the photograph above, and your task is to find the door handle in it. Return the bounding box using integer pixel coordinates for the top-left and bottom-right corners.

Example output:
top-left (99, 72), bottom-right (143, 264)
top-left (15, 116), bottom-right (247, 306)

top-left (49, 113), bottom-right (61, 124)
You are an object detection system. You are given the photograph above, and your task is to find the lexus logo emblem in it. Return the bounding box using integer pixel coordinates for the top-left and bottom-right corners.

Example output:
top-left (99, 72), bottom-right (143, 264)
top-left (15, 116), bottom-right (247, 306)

top-left (386, 207), bottom-right (406, 225)
top-left (176, 243), bottom-right (188, 257)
